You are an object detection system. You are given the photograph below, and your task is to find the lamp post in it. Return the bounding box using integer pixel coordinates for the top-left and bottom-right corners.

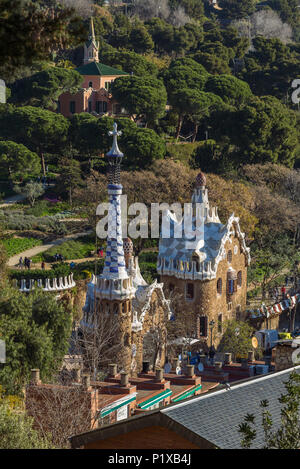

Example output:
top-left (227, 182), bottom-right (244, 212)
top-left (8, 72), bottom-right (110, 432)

top-left (209, 320), bottom-right (215, 365)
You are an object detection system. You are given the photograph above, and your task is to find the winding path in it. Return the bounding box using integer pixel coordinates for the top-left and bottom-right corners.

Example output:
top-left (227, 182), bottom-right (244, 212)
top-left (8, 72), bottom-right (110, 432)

top-left (7, 230), bottom-right (93, 267)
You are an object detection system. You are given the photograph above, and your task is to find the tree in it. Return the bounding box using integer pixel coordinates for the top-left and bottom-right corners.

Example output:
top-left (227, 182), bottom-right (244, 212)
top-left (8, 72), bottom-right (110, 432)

top-left (205, 74), bottom-right (252, 107)
top-left (128, 24), bottom-right (155, 54)
top-left (169, 88), bottom-right (224, 140)
top-left (0, 0), bottom-right (86, 80)
top-left (219, 0), bottom-right (256, 19)
top-left (239, 371), bottom-right (300, 449)
top-left (14, 181), bottom-right (45, 207)
top-left (111, 76), bottom-right (167, 125)
top-left (218, 320), bottom-right (256, 360)
top-left (169, 0), bottom-right (204, 20)
top-left (268, 0), bottom-right (300, 29)
top-left (248, 234), bottom-right (298, 300)
top-left (192, 52), bottom-right (232, 75)
top-left (10, 67), bottom-right (83, 110)
top-left (0, 105), bottom-right (70, 175)
top-left (69, 113), bottom-right (103, 163)
top-left (0, 140), bottom-right (41, 182)
top-left (56, 158), bottom-right (82, 206)
top-left (100, 47), bottom-right (159, 76)
top-left (209, 96), bottom-right (298, 167)
top-left (0, 288), bottom-right (72, 395)
top-left (0, 399), bottom-right (54, 449)
top-left (162, 60), bottom-right (209, 98)
top-left (133, 0), bottom-right (171, 21)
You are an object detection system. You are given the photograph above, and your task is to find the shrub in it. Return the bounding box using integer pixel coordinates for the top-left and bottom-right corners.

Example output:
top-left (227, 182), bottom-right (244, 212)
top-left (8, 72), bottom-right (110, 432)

top-left (33, 236), bottom-right (95, 262)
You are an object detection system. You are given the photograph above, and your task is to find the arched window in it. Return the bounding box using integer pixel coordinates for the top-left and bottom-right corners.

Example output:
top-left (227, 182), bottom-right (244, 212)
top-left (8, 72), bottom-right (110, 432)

top-left (89, 81), bottom-right (93, 88)
top-left (217, 278), bottom-right (222, 295)
top-left (237, 271), bottom-right (242, 287)
top-left (227, 250), bottom-right (232, 263)
top-left (169, 283), bottom-right (174, 292)
top-left (113, 303), bottom-right (119, 314)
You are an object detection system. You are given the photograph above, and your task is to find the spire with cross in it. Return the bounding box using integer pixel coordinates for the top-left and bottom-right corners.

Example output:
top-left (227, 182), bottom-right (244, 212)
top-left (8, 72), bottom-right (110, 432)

top-left (106, 122), bottom-right (124, 185)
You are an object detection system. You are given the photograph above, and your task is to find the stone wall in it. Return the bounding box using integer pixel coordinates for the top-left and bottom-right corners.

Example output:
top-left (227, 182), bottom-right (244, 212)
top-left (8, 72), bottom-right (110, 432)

top-left (161, 228), bottom-right (248, 349)
top-left (274, 343), bottom-right (294, 371)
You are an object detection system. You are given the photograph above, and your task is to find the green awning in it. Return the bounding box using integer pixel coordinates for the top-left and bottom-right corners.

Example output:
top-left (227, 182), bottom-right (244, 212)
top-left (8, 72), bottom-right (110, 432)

top-left (171, 384), bottom-right (202, 403)
top-left (138, 389), bottom-right (172, 410)
top-left (100, 395), bottom-right (136, 418)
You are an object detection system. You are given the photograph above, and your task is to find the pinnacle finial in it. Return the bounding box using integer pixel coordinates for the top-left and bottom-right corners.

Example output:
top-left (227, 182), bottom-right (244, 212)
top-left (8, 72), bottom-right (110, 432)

top-left (89, 17), bottom-right (95, 41)
top-left (107, 123), bottom-right (124, 158)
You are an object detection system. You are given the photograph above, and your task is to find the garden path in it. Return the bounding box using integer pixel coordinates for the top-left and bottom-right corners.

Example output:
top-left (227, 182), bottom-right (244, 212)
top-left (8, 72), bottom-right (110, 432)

top-left (7, 230), bottom-right (92, 267)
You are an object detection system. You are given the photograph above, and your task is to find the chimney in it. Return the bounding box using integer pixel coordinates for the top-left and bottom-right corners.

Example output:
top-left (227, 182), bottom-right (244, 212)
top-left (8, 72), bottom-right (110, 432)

top-left (82, 374), bottom-right (91, 389)
top-left (248, 351), bottom-right (255, 363)
top-left (171, 358), bottom-right (179, 372)
top-left (241, 358), bottom-right (248, 370)
top-left (73, 368), bottom-right (81, 383)
top-left (199, 354), bottom-right (207, 365)
top-left (155, 368), bottom-right (164, 382)
top-left (120, 372), bottom-right (129, 387)
top-left (31, 369), bottom-right (41, 386)
top-left (224, 353), bottom-right (232, 365)
top-left (108, 363), bottom-right (117, 378)
top-left (142, 361), bottom-right (150, 373)
top-left (186, 365), bottom-right (194, 378)
top-left (214, 362), bottom-right (222, 372)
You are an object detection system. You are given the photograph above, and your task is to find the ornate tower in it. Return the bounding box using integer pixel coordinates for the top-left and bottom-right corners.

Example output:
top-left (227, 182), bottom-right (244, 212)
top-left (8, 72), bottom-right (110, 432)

top-left (96, 123), bottom-right (136, 371)
top-left (83, 18), bottom-right (99, 65)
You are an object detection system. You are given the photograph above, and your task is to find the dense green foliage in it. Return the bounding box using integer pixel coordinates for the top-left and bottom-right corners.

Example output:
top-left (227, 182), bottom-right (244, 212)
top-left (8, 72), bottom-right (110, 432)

top-left (0, 398), bottom-right (54, 449)
top-left (0, 140), bottom-right (41, 181)
top-left (0, 288), bottom-right (72, 394)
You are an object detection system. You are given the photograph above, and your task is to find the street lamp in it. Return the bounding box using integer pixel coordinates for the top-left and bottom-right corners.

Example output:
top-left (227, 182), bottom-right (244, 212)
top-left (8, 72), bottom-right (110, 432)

top-left (209, 320), bottom-right (215, 348)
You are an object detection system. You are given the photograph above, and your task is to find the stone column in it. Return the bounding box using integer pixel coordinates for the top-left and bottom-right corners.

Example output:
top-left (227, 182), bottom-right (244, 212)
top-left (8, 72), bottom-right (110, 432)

top-left (31, 369), bottom-right (41, 385)
top-left (224, 353), bottom-right (232, 365)
top-left (108, 363), bottom-right (118, 378)
top-left (186, 365), bottom-right (194, 377)
top-left (120, 372), bottom-right (129, 387)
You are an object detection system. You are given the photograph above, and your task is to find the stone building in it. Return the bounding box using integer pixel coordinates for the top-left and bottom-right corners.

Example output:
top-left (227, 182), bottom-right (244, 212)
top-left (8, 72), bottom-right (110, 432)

top-left (82, 123), bottom-right (171, 375)
top-left (58, 19), bottom-right (128, 118)
top-left (157, 171), bottom-right (251, 349)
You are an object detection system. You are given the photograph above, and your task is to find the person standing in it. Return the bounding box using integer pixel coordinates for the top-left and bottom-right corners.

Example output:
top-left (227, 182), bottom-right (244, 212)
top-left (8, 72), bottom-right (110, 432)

top-left (18, 257), bottom-right (23, 269)
top-left (41, 261), bottom-right (45, 270)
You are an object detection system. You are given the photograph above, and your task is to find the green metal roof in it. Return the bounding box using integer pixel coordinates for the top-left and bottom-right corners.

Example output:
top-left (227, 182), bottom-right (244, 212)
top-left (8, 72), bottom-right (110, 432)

top-left (100, 395), bottom-right (136, 418)
top-left (171, 384), bottom-right (202, 403)
top-left (138, 389), bottom-right (172, 410)
top-left (76, 61), bottom-right (128, 77)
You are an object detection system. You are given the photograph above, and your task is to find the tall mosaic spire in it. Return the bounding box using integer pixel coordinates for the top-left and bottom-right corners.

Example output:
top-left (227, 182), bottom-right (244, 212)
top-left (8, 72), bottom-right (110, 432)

top-left (102, 123), bottom-right (128, 280)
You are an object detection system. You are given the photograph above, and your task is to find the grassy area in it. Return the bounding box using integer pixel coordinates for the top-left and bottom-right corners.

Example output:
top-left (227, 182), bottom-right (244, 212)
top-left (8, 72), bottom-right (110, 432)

top-left (1, 237), bottom-right (43, 257)
top-left (32, 236), bottom-right (96, 262)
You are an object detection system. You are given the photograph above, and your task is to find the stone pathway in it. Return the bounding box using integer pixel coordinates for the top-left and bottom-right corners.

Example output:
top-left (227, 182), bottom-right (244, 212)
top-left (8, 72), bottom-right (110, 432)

top-left (7, 230), bottom-right (93, 267)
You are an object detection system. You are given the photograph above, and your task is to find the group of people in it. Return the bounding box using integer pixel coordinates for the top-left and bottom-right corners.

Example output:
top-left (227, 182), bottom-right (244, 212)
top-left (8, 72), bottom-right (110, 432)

top-left (54, 253), bottom-right (64, 262)
top-left (18, 256), bottom-right (32, 270)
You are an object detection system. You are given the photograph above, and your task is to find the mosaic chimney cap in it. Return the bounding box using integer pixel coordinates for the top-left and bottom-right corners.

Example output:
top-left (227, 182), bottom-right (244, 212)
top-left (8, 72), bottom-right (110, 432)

top-left (195, 170), bottom-right (206, 188)
top-left (123, 237), bottom-right (133, 256)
